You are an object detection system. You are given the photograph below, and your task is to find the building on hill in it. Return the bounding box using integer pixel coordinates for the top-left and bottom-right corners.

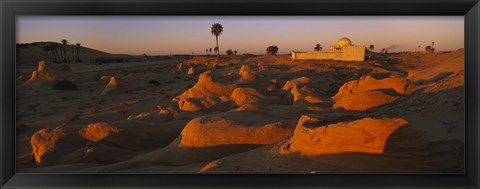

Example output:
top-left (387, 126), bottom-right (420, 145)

top-left (292, 37), bottom-right (365, 61)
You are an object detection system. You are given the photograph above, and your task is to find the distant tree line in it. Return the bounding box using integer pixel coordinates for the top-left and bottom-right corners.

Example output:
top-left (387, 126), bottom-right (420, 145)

top-left (42, 39), bottom-right (82, 63)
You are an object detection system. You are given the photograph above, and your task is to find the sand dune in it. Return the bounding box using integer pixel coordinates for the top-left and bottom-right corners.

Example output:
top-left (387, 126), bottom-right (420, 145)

top-left (17, 50), bottom-right (465, 173)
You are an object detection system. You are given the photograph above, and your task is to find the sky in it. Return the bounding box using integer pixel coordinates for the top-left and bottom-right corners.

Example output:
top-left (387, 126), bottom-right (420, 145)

top-left (16, 16), bottom-right (464, 55)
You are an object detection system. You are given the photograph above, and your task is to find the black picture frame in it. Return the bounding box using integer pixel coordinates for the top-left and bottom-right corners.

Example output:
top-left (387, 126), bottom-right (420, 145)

top-left (1, 0), bottom-right (479, 188)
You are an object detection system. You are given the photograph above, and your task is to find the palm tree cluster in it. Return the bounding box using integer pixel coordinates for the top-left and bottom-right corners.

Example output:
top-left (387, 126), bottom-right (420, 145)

top-left (206, 47), bottom-right (229, 56)
top-left (265, 45), bottom-right (279, 55)
top-left (42, 39), bottom-right (82, 63)
top-left (380, 48), bottom-right (388, 54)
top-left (425, 41), bottom-right (435, 53)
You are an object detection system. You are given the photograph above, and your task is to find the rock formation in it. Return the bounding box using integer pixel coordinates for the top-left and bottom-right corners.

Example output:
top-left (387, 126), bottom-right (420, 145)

top-left (331, 76), bottom-right (416, 111)
top-left (332, 76), bottom-right (416, 102)
top-left (333, 90), bottom-right (398, 111)
top-left (101, 77), bottom-right (118, 95)
top-left (174, 71), bottom-right (236, 101)
top-left (79, 122), bottom-right (121, 142)
top-left (178, 96), bottom-right (235, 112)
top-left (230, 88), bottom-right (266, 106)
top-left (284, 115), bottom-right (408, 155)
top-left (22, 60), bottom-right (72, 87)
top-left (187, 67), bottom-right (195, 75)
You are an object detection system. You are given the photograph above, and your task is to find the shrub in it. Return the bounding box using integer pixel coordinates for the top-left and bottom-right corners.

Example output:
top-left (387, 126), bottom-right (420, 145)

top-left (265, 45), bottom-right (279, 55)
top-left (52, 80), bottom-right (78, 91)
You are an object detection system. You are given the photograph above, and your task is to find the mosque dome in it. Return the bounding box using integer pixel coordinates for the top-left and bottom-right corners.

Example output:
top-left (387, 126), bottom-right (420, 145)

top-left (336, 37), bottom-right (352, 47)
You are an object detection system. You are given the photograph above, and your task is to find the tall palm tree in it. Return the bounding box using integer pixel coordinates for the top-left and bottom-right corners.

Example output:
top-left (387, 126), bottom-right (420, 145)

top-left (314, 44), bottom-right (322, 52)
top-left (75, 43), bottom-right (81, 62)
top-left (368, 45), bottom-right (375, 52)
top-left (209, 48), bottom-right (212, 54)
top-left (61, 39), bottom-right (68, 63)
top-left (234, 50), bottom-right (237, 55)
top-left (206, 48), bottom-right (208, 55)
top-left (211, 23), bottom-right (223, 56)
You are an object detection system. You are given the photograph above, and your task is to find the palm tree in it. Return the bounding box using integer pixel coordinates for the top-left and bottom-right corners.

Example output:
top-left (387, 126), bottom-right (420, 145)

top-left (214, 46), bottom-right (219, 55)
top-left (234, 50), bottom-right (237, 55)
top-left (211, 23), bottom-right (223, 56)
top-left (61, 39), bottom-right (68, 63)
top-left (368, 45), bottom-right (375, 52)
top-left (75, 43), bottom-right (81, 62)
top-left (206, 48), bottom-right (208, 55)
top-left (425, 45), bottom-right (432, 52)
top-left (209, 48), bottom-right (212, 55)
top-left (314, 44), bottom-right (322, 52)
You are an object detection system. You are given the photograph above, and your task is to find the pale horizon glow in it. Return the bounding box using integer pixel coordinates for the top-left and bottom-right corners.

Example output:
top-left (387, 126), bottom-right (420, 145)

top-left (16, 16), bottom-right (464, 55)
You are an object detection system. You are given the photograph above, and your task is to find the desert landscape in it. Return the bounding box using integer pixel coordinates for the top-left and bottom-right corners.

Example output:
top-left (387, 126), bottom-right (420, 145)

top-left (15, 17), bottom-right (464, 173)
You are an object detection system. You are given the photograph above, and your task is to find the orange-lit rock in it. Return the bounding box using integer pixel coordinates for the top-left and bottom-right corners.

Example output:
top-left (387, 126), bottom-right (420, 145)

top-left (99, 75), bottom-right (113, 81)
top-left (285, 115), bottom-right (408, 155)
top-left (282, 77), bottom-right (312, 91)
top-left (100, 77), bottom-right (118, 95)
top-left (108, 110), bottom-right (298, 166)
top-left (187, 67), bottom-right (195, 75)
top-left (178, 96), bottom-right (235, 112)
top-left (174, 71), bottom-right (236, 101)
top-left (31, 127), bottom-right (67, 164)
top-left (239, 64), bottom-right (253, 74)
top-left (78, 122), bottom-right (121, 142)
top-left (22, 60), bottom-right (72, 86)
top-left (333, 90), bottom-right (398, 111)
top-left (178, 112), bottom-right (295, 148)
top-left (290, 86), bottom-right (324, 104)
top-left (332, 76), bottom-right (416, 102)
top-left (230, 88), bottom-right (266, 106)
top-left (237, 64), bottom-right (257, 81)
top-left (127, 107), bottom-right (177, 123)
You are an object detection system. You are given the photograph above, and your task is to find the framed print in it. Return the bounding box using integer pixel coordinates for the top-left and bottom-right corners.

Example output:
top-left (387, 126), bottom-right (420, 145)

top-left (1, 0), bottom-right (479, 188)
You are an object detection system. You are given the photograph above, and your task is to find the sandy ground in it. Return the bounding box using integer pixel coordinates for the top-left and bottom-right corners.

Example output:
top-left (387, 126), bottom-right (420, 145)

top-left (15, 51), bottom-right (464, 173)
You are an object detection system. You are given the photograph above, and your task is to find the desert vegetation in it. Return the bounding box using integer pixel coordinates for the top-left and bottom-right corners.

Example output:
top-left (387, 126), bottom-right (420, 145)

top-left (211, 23), bottom-right (223, 56)
top-left (265, 45), bottom-right (279, 55)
